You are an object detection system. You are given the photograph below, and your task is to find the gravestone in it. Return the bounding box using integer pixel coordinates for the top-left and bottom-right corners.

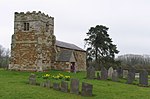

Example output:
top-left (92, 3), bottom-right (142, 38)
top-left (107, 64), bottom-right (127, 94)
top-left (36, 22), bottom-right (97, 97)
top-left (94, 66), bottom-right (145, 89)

top-left (29, 74), bottom-right (36, 85)
top-left (53, 82), bottom-right (60, 90)
top-left (81, 82), bottom-right (93, 96)
top-left (139, 70), bottom-right (148, 86)
top-left (70, 79), bottom-right (79, 94)
top-left (40, 82), bottom-right (46, 87)
top-left (40, 80), bottom-right (50, 87)
top-left (123, 70), bottom-right (128, 79)
top-left (108, 67), bottom-right (114, 79)
top-left (101, 67), bottom-right (108, 80)
top-left (61, 81), bottom-right (68, 92)
top-left (112, 70), bottom-right (118, 82)
top-left (87, 65), bottom-right (95, 79)
top-left (117, 67), bottom-right (123, 78)
top-left (126, 67), bottom-right (135, 84)
top-left (135, 73), bottom-right (139, 78)
top-left (45, 80), bottom-right (51, 88)
top-left (97, 72), bottom-right (100, 80)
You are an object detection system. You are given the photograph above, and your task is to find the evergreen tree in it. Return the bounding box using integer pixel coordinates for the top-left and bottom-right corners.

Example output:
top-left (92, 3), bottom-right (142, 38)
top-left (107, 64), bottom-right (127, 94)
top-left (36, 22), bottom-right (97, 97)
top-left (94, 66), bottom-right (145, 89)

top-left (84, 25), bottom-right (119, 68)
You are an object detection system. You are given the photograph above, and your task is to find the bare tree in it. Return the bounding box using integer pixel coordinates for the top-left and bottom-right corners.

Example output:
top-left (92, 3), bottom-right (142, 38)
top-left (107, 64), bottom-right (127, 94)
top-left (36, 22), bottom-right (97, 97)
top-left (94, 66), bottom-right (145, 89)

top-left (116, 54), bottom-right (150, 71)
top-left (0, 45), bottom-right (5, 67)
top-left (3, 48), bottom-right (10, 69)
top-left (0, 45), bottom-right (10, 69)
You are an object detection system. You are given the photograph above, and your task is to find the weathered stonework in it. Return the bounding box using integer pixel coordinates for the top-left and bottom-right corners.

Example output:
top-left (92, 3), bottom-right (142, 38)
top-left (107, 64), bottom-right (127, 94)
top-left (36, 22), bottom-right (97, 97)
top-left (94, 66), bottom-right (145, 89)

top-left (53, 62), bottom-right (70, 72)
top-left (9, 11), bottom-right (86, 72)
top-left (9, 11), bottom-right (55, 71)
top-left (54, 47), bottom-right (86, 71)
top-left (74, 50), bottom-right (86, 71)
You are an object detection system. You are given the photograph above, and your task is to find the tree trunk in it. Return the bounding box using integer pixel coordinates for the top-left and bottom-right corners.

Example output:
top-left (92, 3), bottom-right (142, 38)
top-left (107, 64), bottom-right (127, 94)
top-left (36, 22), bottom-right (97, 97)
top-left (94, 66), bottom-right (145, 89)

top-left (95, 47), bottom-right (98, 62)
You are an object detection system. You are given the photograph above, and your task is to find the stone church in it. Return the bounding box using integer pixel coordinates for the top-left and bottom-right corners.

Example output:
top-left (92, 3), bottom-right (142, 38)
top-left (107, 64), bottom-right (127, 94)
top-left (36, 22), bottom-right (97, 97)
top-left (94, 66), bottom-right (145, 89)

top-left (9, 11), bottom-right (86, 72)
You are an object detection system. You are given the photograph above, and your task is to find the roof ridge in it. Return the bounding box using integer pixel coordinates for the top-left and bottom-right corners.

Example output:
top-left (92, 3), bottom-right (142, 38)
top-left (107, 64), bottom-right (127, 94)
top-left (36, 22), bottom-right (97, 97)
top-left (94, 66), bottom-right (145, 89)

top-left (55, 40), bottom-right (85, 51)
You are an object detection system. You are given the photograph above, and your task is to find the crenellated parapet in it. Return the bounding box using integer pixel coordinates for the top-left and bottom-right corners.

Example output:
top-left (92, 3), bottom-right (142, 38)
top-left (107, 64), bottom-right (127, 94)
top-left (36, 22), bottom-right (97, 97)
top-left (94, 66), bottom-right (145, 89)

top-left (14, 11), bottom-right (54, 34)
top-left (15, 11), bottom-right (54, 25)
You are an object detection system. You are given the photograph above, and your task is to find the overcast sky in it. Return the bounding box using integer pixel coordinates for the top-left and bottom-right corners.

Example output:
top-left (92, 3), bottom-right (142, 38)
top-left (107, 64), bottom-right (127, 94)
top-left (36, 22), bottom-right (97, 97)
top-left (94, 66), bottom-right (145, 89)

top-left (0, 0), bottom-right (150, 55)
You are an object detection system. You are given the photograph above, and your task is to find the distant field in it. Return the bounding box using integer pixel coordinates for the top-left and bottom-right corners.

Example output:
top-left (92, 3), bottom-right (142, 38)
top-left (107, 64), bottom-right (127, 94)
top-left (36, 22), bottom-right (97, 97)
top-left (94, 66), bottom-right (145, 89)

top-left (0, 69), bottom-right (150, 99)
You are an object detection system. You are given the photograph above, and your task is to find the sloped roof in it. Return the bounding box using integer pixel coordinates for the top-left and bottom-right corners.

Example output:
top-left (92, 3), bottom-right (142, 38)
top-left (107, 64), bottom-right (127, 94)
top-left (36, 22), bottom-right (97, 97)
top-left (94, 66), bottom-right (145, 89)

top-left (57, 50), bottom-right (73, 62)
top-left (56, 40), bottom-right (85, 51)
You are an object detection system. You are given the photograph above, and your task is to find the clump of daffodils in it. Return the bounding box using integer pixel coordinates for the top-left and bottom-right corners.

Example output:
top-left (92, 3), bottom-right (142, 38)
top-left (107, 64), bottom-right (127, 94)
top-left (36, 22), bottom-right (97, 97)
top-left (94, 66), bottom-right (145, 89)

top-left (64, 76), bottom-right (71, 81)
top-left (58, 73), bottom-right (64, 79)
top-left (42, 74), bottom-right (50, 79)
top-left (52, 75), bottom-right (59, 80)
top-left (42, 73), bottom-right (71, 81)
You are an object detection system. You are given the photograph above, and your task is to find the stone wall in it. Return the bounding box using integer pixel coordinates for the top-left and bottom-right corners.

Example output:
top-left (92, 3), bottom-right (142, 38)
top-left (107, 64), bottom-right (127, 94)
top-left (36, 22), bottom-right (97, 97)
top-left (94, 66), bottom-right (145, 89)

top-left (74, 50), bottom-right (86, 71)
top-left (55, 47), bottom-right (86, 71)
top-left (53, 62), bottom-right (70, 72)
top-left (9, 11), bottom-right (55, 71)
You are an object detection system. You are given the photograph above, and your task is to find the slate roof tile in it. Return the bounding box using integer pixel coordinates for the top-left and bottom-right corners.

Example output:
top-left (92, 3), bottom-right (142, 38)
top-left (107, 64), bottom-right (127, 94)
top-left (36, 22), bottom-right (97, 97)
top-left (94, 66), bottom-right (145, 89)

top-left (56, 40), bottom-right (85, 51)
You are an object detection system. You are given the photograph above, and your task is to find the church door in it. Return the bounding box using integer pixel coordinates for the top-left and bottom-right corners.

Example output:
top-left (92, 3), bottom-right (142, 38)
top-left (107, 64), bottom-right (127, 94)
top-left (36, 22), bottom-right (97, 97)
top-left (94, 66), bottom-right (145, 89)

top-left (70, 62), bottom-right (75, 72)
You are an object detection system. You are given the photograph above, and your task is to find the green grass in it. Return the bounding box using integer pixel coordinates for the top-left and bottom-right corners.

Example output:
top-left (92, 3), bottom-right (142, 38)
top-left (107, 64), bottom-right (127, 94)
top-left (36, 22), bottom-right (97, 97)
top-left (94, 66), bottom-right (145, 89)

top-left (0, 69), bottom-right (150, 99)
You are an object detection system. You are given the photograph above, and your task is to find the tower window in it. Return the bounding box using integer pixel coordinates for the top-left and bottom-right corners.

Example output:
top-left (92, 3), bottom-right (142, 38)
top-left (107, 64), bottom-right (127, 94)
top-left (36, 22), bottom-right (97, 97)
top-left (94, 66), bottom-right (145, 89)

top-left (24, 22), bottom-right (29, 31)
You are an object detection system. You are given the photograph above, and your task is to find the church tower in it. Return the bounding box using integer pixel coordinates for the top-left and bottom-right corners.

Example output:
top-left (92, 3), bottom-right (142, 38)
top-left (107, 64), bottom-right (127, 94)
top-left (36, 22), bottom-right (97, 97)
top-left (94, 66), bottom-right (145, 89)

top-left (9, 11), bottom-right (56, 71)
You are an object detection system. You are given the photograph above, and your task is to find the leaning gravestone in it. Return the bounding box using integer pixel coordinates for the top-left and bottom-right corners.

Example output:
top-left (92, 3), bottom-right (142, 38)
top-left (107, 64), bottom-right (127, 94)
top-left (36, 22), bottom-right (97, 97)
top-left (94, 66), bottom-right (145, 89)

top-left (112, 70), bottom-right (118, 82)
top-left (29, 74), bottom-right (36, 85)
top-left (123, 70), bottom-right (128, 79)
top-left (53, 82), bottom-right (60, 90)
top-left (101, 67), bottom-right (108, 80)
top-left (61, 81), bottom-right (68, 92)
top-left (70, 79), bottom-right (79, 94)
top-left (126, 67), bottom-right (135, 84)
top-left (87, 65), bottom-right (95, 79)
top-left (117, 67), bottom-right (123, 78)
top-left (108, 67), bottom-right (114, 79)
top-left (139, 70), bottom-right (148, 86)
top-left (81, 82), bottom-right (93, 96)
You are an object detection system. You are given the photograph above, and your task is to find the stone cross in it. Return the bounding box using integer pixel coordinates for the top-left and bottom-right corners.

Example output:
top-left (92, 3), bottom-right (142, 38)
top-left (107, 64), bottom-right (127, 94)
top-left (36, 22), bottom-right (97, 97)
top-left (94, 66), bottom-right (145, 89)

top-left (87, 65), bottom-right (95, 79)
top-left (139, 70), bottom-right (148, 86)
top-left (61, 81), bottom-right (68, 92)
top-left (70, 79), bottom-right (79, 94)
top-left (112, 70), bottom-right (118, 82)
top-left (81, 82), bottom-right (93, 96)
top-left (101, 67), bottom-right (108, 80)
top-left (108, 67), bottom-right (114, 79)
top-left (29, 74), bottom-right (36, 85)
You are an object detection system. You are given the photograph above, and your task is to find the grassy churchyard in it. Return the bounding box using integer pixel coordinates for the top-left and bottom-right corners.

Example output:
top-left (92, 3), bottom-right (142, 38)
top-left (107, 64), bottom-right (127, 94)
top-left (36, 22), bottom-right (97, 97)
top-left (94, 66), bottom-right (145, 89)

top-left (0, 69), bottom-right (150, 99)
